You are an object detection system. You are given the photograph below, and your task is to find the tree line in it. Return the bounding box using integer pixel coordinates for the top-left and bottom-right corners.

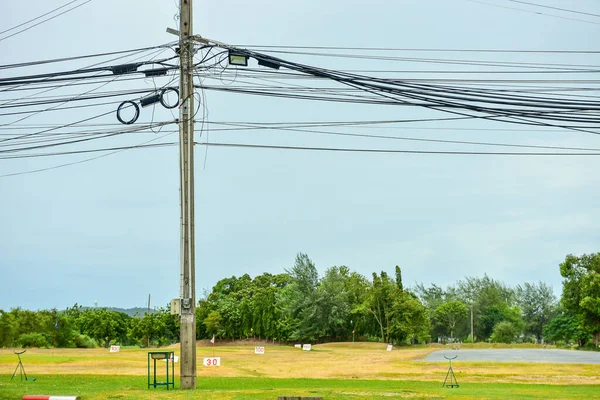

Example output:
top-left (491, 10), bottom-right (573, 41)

top-left (0, 252), bottom-right (598, 349)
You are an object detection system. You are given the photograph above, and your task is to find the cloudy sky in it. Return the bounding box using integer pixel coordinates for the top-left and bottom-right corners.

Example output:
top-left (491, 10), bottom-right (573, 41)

top-left (1, 0), bottom-right (599, 311)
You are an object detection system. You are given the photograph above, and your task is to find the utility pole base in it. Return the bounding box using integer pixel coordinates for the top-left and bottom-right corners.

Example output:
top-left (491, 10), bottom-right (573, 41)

top-left (180, 376), bottom-right (196, 389)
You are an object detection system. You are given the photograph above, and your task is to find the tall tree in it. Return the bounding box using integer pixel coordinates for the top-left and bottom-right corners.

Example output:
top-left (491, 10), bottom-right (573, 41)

top-left (414, 283), bottom-right (460, 341)
top-left (395, 266), bottom-right (403, 291)
top-left (78, 309), bottom-right (129, 348)
top-left (358, 272), bottom-right (395, 342)
top-left (203, 311), bottom-right (223, 337)
top-left (434, 301), bottom-right (468, 340)
top-left (317, 266), bottom-right (351, 340)
top-left (544, 307), bottom-right (588, 346)
top-left (0, 310), bottom-right (18, 347)
top-left (277, 253), bottom-right (321, 341)
top-left (389, 292), bottom-right (430, 344)
top-left (129, 311), bottom-right (167, 347)
top-left (516, 282), bottom-right (557, 342)
top-left (560, 253), bottom-right (600, 346)
top-left (455, 275), bottom-right (515, 341)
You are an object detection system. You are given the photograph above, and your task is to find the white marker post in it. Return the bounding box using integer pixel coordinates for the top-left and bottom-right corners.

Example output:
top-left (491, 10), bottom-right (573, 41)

top-left (386, 344), bottom-right (393, 351)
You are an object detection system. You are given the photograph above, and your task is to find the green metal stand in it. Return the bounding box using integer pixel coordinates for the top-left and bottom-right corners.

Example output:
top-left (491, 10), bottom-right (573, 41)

top-left (147, 351), bottom-right (175, 390)
top-left (443, 355), bottom-right (459, 388)
top-left (11, 350), bottom-right (36, 382)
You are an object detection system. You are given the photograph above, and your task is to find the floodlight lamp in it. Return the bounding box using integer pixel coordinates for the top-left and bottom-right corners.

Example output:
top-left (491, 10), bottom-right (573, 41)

top-left (228, 51), bottom-right (248, 66)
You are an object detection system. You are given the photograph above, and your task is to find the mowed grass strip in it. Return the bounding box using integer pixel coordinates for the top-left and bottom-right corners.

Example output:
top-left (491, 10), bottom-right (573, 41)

top-left (2, 375), bottom-right (600, 400)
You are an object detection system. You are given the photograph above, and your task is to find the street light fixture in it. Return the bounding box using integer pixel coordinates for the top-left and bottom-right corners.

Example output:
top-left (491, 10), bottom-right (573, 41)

top-left (228, 50), bottom-right (249, 66)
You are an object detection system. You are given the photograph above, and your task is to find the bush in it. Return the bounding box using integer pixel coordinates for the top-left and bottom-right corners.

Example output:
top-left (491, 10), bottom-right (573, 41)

top-left (581, 342), bottom-right (599, 351)
top-left (490, 321), bottom-right (519, 344)
top-left (74, 334), bottom-right (96, 348)
top-left (18, 333), bottom-right (49, 348)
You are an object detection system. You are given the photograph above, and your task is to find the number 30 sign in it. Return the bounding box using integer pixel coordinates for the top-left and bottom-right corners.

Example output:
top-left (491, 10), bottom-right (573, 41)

top-left (204, 357), bottom-right (221, 366)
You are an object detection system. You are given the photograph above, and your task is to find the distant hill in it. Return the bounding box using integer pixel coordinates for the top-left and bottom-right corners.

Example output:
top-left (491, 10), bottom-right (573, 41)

top-left (106, 307), bottom-right (156, 317)
top-left (73, 306), bottom-right (157, 317)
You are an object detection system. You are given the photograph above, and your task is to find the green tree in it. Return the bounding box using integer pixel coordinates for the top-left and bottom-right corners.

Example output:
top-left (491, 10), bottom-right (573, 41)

top-left (359, 272), bottom-right (395, 342)
top-left (516, 281), bottom-right (557, 342)
top-left (434, 301), bottom-right (468, 340)
top-left (316, 266), bottom-right (351, 340)
top-left (0, 310), bottom-right (18, 347)
top-left (345, 271), bottom-right (370, 339)
top-left (129, 311), bottom-right (167, 347)
top-left (395, 266), bottom-right (403, 291)
top-left (543, 308), bottom-right (588, 345)
top-left (78, 309), bottom-right (129, 348)
top-left (490, 321), bottom-right (519, 344)
top-left (196, 297), bottom-right (210, 339)
top-left (456, 275), bottom-right (516, 341)
top-left (389, 292), bottom-right (430, 344)
top-left (414, 282), bottom-right (457, 341)
top-left (559, 253), bottom-right (600, 346)
top-left (277, 253), bottom-right (321, 341)
top-left (203, 311), bottom-right (223, 337)
top-left (479, 304), bottom-right (523, 340)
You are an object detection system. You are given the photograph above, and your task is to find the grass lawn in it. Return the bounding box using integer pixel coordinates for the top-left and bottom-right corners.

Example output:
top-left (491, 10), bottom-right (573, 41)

top-left (1, 343), bottom-right (599, 399)
top-left (2, 375), bottom-right (600, 399)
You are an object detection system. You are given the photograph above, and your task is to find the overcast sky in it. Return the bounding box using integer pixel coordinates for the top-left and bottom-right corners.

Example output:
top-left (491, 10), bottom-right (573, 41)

top-left (1, 0), bottom-right (599, 311)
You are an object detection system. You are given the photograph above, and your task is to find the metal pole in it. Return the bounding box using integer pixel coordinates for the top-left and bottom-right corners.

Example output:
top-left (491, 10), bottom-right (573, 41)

top-left (178, 0), bottom-right (196, 390)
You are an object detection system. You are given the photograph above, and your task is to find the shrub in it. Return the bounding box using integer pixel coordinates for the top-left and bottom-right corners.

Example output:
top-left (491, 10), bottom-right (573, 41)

top-left (74, 334), bottom-right (96, 348)
top-left (18, 333), bottom-right (49, 348)
top-left (582, 342), bottom-right (599, 351)
top-left (490, 321), bottom-right (519, 344)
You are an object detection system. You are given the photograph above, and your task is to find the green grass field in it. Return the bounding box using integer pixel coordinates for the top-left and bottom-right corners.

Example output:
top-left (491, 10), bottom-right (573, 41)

top-left (1, 343), bottom-right (599, 399)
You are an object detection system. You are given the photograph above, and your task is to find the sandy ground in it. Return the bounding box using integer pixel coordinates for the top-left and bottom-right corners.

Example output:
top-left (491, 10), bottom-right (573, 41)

top-left (2, 343), bottom-right (599, 384)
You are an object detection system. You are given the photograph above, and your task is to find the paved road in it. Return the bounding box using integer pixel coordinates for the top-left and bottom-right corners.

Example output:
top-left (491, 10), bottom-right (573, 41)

top-left (423, 349), bottom-right (600, 364)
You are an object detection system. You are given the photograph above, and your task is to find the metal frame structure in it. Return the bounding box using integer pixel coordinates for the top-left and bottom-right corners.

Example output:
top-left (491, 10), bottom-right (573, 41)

top-left (147, 351), bottom-right (175, 390)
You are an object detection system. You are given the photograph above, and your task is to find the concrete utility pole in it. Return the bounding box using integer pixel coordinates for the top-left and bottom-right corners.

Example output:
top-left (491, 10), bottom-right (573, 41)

top-left (178, 0), bottom-right (196, 390)
top-left (470, 307), bottom-right (474, 343)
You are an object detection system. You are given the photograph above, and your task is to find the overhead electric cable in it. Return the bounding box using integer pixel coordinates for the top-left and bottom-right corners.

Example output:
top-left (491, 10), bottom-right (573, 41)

top-left (236, 45), bottom-right (600, 54)
top-left (211, 122), bottom-right (600, 152)
top-left (0, 0), bottom-right (92, 43)
top-left (508, 0), bottom-right (600, 18)
top-left (0, 132), bottom-right (177, 178)
top-left (464, 0), bottom-right (600, 25)
top-left (194, 141), bottom-right (600, 156)
top-left (0, 0), bottom-right (82, 35)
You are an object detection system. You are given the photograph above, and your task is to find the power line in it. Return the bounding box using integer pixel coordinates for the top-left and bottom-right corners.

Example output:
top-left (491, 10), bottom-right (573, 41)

top-left (508, 0), bottom-right (600, 18)
top-left (195, 141), bottom-right (600, 156)
top-left (0, 135), bottom-right (177, 177)
top-left (231, 49), bottom-right (600, 71)
top-left (0, 0), bottom-right (80, 35)
top-left (206, 47), bottom-right (600, 133)
top-left (209, 122), bottom-right (600, 152)
top-left (464, 0), bottom-right (600, 25)
top-left (237, 45), bottom-right (600, 54)
top-left (0, 44), bottom-right (176, 71)
top-left (0, 0), bottom-right (92, 43)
